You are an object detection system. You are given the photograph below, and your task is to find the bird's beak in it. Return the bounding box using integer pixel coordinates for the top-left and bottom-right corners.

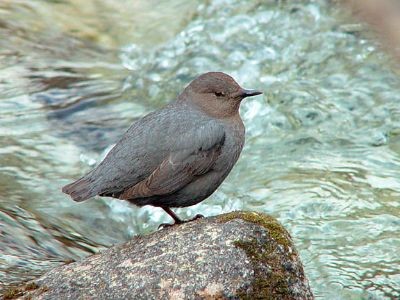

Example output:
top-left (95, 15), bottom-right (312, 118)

top-left (240, 88), bottom-right (263, 98)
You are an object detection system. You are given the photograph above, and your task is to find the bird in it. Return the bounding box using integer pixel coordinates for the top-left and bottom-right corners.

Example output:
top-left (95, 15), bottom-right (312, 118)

top-left (62, 72), bottom-right (262, 226)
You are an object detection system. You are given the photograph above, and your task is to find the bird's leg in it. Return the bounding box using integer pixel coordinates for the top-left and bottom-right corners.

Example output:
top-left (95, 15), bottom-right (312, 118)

top-left (158, 207), bottom-right (204, 229)
top-left (162, 207), bottom-right (184, 224)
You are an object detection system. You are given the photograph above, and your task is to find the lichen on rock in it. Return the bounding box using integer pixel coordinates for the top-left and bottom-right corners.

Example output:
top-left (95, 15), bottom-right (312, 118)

top-left (219, 211), bottom-right (312, 299)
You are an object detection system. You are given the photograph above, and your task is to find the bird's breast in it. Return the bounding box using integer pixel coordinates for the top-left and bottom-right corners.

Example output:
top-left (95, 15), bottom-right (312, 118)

top-left (214, 118), bottom-right (245, 172)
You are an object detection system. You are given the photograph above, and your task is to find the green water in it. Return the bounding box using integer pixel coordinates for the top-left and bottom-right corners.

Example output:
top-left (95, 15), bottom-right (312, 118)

top-left (0, 0), bottom-right (399, 298)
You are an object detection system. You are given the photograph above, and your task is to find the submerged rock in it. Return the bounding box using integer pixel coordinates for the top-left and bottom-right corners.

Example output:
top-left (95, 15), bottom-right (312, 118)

top-left (15, 211), bottom-right (313, 299)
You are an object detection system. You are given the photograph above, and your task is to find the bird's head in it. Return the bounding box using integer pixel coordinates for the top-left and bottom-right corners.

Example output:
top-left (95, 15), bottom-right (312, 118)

top-left (180, 72), bottom-right (262, 118)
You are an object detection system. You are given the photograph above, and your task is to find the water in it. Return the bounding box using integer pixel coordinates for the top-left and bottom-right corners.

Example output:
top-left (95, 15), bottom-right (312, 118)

top-left (1, 0), bottom-right (399, 298)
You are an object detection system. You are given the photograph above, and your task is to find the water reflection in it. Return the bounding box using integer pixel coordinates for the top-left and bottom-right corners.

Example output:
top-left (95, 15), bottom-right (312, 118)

top-left (0, 0), bottom-right (399, 298)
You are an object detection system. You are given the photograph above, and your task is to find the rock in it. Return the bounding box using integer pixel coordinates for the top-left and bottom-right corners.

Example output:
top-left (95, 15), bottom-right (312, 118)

top-left (10, 211), bottom-right (313, 299)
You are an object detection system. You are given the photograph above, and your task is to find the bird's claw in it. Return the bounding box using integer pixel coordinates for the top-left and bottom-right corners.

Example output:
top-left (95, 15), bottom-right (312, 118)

top-left (158, 222), bottom-right (175, 230)
top-left (189, 214), bottom-right (204, 221)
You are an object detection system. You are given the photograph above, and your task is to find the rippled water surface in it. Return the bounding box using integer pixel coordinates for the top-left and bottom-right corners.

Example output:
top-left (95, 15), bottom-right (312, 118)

top-left (1, 0), bottom-right (400, 298)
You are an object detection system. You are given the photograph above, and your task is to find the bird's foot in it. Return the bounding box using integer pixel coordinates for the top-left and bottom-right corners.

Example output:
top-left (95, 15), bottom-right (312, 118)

top-left (158, 214), bottom-right (205, 230)
top-left (188, 214), bottom-right (204, 221)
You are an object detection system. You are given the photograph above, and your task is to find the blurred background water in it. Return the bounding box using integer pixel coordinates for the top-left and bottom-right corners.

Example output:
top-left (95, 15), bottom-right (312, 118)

top-left (1, 0), bottom-right (400, 298)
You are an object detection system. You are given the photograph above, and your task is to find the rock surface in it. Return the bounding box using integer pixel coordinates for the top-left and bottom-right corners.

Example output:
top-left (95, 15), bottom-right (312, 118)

top-left (8, 211), bottom-right (313, 299)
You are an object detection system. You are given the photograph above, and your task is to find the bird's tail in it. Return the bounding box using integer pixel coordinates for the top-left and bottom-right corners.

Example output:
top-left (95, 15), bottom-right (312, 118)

top-left (62, 176), bottom-right (97, 202)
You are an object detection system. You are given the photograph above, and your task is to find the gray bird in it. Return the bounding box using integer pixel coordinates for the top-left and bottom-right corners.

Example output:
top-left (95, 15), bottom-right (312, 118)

top-left (62, 72), bottom-right (262, 225)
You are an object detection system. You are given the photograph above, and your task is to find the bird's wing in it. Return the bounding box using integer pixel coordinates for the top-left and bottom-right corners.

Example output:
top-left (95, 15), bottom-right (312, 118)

top-left (119, 121), bottom-right (225, 200)
top-left (89, 105), bottom-right (203, 196)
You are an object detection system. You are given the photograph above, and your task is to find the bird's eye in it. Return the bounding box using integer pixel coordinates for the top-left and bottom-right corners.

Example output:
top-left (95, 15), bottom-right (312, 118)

top-left (214, 92), bottom-right (224, 97)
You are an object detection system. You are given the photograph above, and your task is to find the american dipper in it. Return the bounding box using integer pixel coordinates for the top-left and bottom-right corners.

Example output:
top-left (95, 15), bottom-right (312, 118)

top-left (62, 72), bottom-right (262, 225)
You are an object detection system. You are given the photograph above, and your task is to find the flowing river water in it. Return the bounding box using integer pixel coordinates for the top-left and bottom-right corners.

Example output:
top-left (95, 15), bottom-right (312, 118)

top-left (0, 0), bottom-right (399, 298)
